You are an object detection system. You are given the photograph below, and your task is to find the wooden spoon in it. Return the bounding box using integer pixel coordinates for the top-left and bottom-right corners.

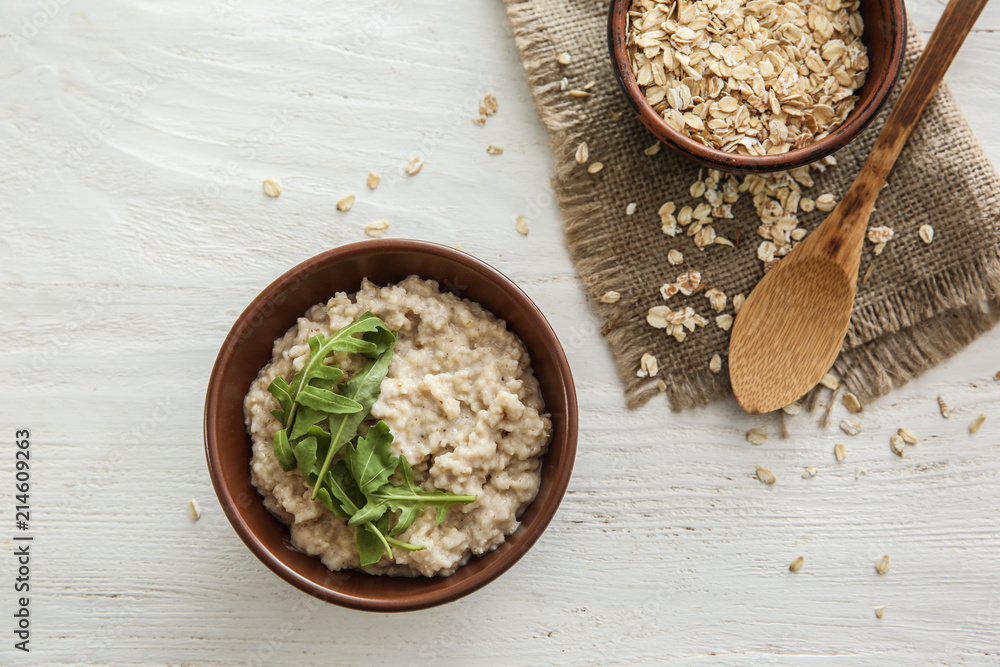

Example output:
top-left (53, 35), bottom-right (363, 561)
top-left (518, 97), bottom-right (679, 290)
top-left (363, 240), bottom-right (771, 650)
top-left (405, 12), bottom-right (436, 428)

top-left (729, 0), bottom-right (991, 414)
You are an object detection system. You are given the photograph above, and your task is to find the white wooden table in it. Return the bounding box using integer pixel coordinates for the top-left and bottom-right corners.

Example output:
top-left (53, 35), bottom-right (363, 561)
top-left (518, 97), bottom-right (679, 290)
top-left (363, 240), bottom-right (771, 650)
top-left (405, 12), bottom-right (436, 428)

top-left (2, 1), bottom-right (999, 664)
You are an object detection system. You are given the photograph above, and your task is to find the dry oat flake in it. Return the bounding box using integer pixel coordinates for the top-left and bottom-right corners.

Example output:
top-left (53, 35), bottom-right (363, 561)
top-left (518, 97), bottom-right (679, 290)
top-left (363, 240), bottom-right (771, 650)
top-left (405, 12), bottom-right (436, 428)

top-left (262, 178), bottom-right (281, 198)
top-left (756, 466), bottom-right (776, 485)
top-left (365, 220), bottom-right (390, 238)
top-left (336, 194), bottom-right (355, 212)
top-left (515, 216), bottom-right (530, 236)
top-left (405, 157), bottom-right (424, 176)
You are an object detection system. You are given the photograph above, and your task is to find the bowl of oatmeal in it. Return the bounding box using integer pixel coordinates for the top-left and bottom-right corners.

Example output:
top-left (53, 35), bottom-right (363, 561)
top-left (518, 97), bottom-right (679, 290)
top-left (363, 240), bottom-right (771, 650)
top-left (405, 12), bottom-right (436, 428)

top-left (608, 0), bottom-right (907, 172)
top-left (204, 240), bottom-right (578, 611)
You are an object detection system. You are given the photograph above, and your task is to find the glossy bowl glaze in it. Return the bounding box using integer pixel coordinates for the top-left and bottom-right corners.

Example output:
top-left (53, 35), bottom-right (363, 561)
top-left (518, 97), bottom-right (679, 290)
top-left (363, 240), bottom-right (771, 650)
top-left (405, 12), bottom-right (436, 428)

top-left (608, 0), bottom-right (907, 173)
top-left (204, 240), bottom-right (578, 612)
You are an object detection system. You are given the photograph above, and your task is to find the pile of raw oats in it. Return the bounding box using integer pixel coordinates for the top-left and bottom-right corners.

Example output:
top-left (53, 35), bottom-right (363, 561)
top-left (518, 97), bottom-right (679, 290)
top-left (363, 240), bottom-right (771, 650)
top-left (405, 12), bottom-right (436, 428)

top-left (626, 0), bottom-right (869, 156)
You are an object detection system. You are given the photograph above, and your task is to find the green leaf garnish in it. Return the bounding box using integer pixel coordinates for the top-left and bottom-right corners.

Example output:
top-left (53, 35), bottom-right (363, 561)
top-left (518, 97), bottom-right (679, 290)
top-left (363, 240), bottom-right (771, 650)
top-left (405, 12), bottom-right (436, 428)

top-left (264, 312), bottom-right (476, 567)
top-left (345, 421), bottom-right (399, 495)
top-left (375, 457), bottom-right (477, 535)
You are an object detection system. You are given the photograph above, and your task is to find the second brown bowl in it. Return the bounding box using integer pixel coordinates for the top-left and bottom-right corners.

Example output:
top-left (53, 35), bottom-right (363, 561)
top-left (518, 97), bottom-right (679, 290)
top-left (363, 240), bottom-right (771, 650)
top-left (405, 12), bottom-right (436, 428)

top-left (608, 0), bottom-right (907, 173)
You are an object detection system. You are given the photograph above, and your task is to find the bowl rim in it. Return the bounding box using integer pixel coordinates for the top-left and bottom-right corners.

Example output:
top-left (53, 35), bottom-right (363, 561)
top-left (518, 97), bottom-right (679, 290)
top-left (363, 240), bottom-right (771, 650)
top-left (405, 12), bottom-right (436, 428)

top-left (607, 0), bottom-right (908, 173)
top-left (204, 239), bottom-right (579, 611)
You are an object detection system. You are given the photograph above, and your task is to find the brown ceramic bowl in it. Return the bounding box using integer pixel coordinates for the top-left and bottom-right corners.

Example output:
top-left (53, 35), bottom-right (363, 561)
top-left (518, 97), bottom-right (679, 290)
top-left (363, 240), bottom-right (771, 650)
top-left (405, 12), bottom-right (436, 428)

top-left (204, 240), bottom-right (578, 612)
top-left (608, 0), bottom-right (907, 172)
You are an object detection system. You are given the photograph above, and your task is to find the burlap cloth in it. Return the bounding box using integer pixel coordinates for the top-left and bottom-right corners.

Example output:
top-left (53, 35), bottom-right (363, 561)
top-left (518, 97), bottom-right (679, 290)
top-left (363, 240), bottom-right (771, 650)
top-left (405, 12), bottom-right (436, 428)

top-left (504, 1), bottom-right (1000, 410)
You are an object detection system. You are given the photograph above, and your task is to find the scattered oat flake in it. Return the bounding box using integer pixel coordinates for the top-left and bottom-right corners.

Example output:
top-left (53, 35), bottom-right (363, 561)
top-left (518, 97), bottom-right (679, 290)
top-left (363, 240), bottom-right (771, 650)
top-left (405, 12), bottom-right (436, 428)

top-left (890, 434), bottom-right (905, 457)
top-left (557, 52), bottom-right (572, 65)
top-left (875, 606), bottom-right (885, 619)
top-left (262, 178), bottom-right (281, 198)
top-left (568, 89), bottom-right (592, 98)
top-left (970, 413), bottom-right (987, 434)
top-left (644, 142), bottom-right (662, 156)
top-left (587, 162), bottom-right (604, 174)
top-left (365, 220), bottom-right (389, 238)
top-left (840, 418), bottom-right (861, 436)
top-left (646, 306), bottom-right (672, 329)
top-left (875, 555), bottom-right (891, 575)
top-left (842, 393), bottom-right (863, 414)
top-left (756, 466), bottom-right (776, 485)
top-left (675, 270), bottom-right (702, 295)
top-left (918, 224), bottom-right (934, 244)
top-left (667, 249), bottom-right (683, 265)
top-left (802, 466), bottom-right (818, 479)
top-left (480, 93), bottom-right (498, 116)
top-left (656, 379), bottom-right (667, 392)
top-left (367, 172), bottom-right (381, 190)
top-left (782, 402), bottom-right (801, 416)
top-left (575, 142), bottom-right (589, 164)
top-left (733, 293), bottom-right (745, 316)
top-left (705, 288), bottom-right (727, 313)
top-left (716, 314), bottom-right (733, 331)
top-left (709, 354), bottom-right (722, 374)
top-left (938, 393), bottom-right (953, 418)
top-left (515, 216), bottom-right (529, 236)
top-left (898, 428), bottom-right (918, 445)
top-left (820, 373), bottom-right (840, 390)
top-left (789, 556), bottom-right (804, 572)
top-left (188, 498), bottom-right (202, 520)
top-left (600, 290), bottom-right (621, 304)
top-left (746, 428), bottom-right (767, 446)
top-left (405, 157), bottom-right (424, 175)
top-left (856, 466), bottom-right (867, 479)
top-left (336, 194), bottom-right (355, 212)
top-left (815, 193), bottom-right (837, 212)
top-left (626, 202), bottom-right (637, 216)
top-left (868, 225), bottom-right (895, 245)
top-left (834, 443), bottom-right (847, 462)
top-left (487, 145), bottom-right (504, 155)
top-left (994, 370), bottom-right (1000, 381)
top-left (637, 352), bottom-right (659, 378)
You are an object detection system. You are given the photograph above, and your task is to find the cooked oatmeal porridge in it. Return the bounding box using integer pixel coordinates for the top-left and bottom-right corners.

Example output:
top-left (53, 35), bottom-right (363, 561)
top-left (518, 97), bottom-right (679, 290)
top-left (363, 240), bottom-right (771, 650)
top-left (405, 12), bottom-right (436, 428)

top-left (244, 276), bottom-right (552, 576)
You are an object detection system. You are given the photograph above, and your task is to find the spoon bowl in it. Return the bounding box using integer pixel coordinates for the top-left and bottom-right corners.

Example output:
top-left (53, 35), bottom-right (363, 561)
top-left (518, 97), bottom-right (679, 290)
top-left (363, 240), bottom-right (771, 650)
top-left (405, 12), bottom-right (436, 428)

top-left (730, 256), bottom-right (854, 413)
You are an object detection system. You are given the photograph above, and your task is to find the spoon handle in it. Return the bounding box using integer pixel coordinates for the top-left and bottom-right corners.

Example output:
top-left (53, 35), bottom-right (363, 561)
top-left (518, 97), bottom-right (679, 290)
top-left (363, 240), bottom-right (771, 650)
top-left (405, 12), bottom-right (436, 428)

top-left (813, 0), bottom-right (990, 274)
top-left (859, 0), bottom-right (990, 186)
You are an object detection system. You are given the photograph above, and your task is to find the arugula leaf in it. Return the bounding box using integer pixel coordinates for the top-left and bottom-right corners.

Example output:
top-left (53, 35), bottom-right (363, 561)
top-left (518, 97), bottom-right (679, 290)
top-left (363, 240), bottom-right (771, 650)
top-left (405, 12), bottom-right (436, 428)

top-left (325, 461), bottom-right (366, 515)
top-left (349, 498), bottom-right (389, 526)
top-left (377, 457), bottom-right (477, 535)
top-left (272, 429), bottom-right (296, 472)
top-left (315, 487), bottom-right (348, 518)
top-left (322, 462), bottom-right (394, 565)
top-left (288, 405), bottom-right (329, 440)
top-left (292, 435), bottom-right (318, 482)
top-left (310, 328), bottom-right (396, 498)
top-left (345, 421), bottom-right (399, 495)
top-left (297, 386), bottom-right (363, 414)
top-left (356, 514), bottom-right (392, 567)
top-left (267, 312), bottom-right (391, 453)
